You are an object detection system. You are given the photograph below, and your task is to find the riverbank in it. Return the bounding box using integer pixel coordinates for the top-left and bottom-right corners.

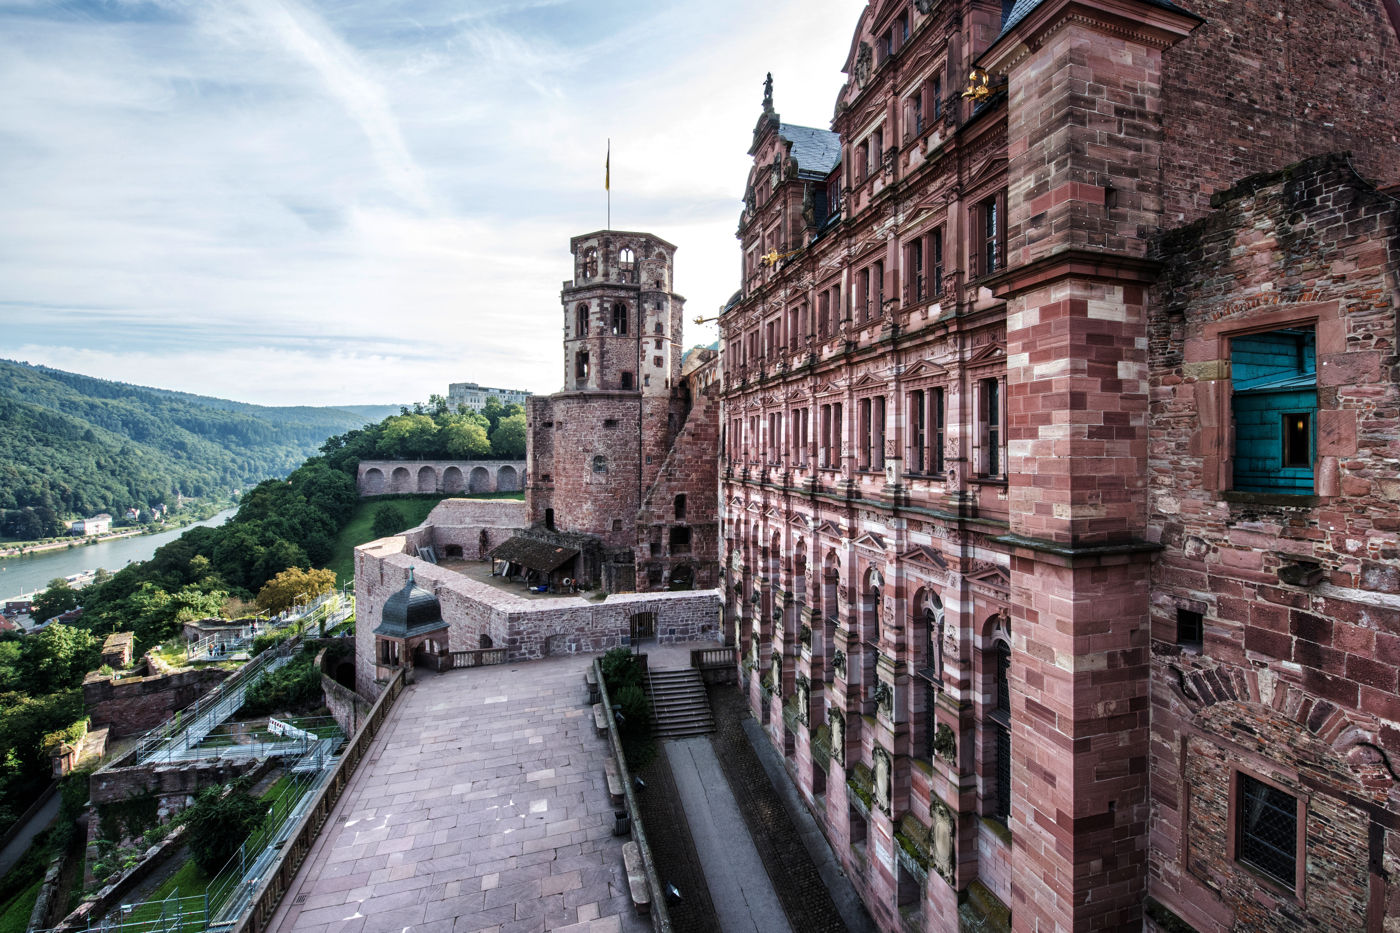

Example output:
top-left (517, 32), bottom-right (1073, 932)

top-left (0, 503), bottom-right (235, 559)
top-left (0, 531), bottom-right (143, 559)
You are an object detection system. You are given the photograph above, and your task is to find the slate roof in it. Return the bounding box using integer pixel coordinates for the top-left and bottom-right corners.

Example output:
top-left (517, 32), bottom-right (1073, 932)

top-left (489, 536), bottom-right (579, 573)
top-left (999, 0), bottom-right (1198, 37)
top-left (780, 123), bottom-right (841, 177)
top-left (375, 569), bottom-right (446, 639)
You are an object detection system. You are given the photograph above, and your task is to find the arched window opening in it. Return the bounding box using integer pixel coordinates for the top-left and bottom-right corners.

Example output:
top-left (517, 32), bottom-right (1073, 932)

top-left (619, 247), bottom-right (635, 279)
top-left (581, 246), bottom-right (598, 279)
top-left (612, 303), bottom-right (629, 335)
top-left (988, 630), bottom-right (1012, 824)
top-left (576, 303), bottom-right (589, 336)
top-left (591, 455), bottom-right (608, 474)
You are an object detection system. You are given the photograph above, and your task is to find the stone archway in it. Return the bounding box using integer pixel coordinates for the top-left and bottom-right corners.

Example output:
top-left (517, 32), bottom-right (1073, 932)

top-left (497, 465), bottom-right (519, 492)
top-left (364, 467), bottom-right (385, 494)
top-left (417, 465), bottom-right (437, 493)
top-left (390, 466), bottom-right (412, 493)
top-left (468, 466), bottom-right (491, 493)
top-left (442, 466), bottom-right (464, 493)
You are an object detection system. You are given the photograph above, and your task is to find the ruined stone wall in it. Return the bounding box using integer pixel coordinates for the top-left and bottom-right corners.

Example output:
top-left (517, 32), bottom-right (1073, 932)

top-left (635, 367), bottom-right (721, 592)
top-left (82, 664), bottom-right (230, 739)
top-left (529, 393), bottom-right (644, 550)
top-left (356, 460), bottom-right (527, 496)
top-left (1145, 154), bottom-right (1400, 931)
top-left (1160, 0), bottom-right (1400, 225)
top-left (354, 544), bottom-right (721, 694)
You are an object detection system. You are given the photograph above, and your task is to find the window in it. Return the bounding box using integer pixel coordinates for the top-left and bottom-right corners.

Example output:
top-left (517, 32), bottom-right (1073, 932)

top-left (653, 355), bottom-right (663, 368)
top-left (619, 247), bottom-right (635, 276)
top-left (654, 321), bottom-right (663, 334)
top-left (872, 128), bottom-right (884, 174)
top-left (620, 372), bottom-right (633, 389)
top-left (1236, 773), bottom-right (1299, 888)
top-left (1177, 608), bottom-right (1203, 649)
top-left (859, 396), bottom-right (886, 471)
top-left (575, 351), bottom-right (590, 384)
top-left (575, 303), bottom-right (589, 336)
top-left (931, 387), bottom-right (945, 473)
top-left (931, 228), bottom-right (944, 297)
top-left (544, 508), bottom-right (555, 530)
top-left (979, 194), bottom-right (1003, 276)
top-left (858, 268), bottom-right (871, 322)
top-left (979, 377), bottom-right (1003, 476)
top-left (1230, 328), bottom-right (1317, 493)
top-left (592, 455), bottom-right (608, 473)
top-left (931, 74), bottom-right (943, 122)
top-left (857, 140), bottom-right (870, 182)
top-left (612, 303), bottom-right (628, 335)
top-left (907, 238), bottom-right (924, 302)
top-left (669, 526), bottom-right (692, 554)
top-left (820, 402), bottom-right (843, 470)
top-left (818, 292), bottom-right (830, 338)
top-left (674, 495), bottom-right (686, 520)
top-left (991, 638), bottom-right (1012, 823)
top-left (910, 390), bottom-right (926, 472)
top-left (909, 91), bottom-right (923, 139)
top-left (582, 246), bottom-right (598, 279)
top-left (654, 338), bottom-right (663, 350)
top-left (873, 261), bottom-right (885, 316)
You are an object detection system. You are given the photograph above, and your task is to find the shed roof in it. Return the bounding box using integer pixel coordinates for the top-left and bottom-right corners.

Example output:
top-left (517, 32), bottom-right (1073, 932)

top-left (490, 537), bottom-right (580, 574)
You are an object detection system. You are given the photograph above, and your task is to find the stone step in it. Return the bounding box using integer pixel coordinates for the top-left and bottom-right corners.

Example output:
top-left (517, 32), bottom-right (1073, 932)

top-left (644, 667), bottom-right (714, 736)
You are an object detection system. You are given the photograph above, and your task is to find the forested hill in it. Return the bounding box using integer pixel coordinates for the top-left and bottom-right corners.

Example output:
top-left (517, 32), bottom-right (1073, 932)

top-left (0, 359), bottom-right (401, 520)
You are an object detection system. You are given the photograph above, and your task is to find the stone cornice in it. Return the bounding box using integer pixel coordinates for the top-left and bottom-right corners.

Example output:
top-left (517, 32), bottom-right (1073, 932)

top-left (983, 248), bottom-right (1161, 300)
top-left (978, 0), bottom-right (1202, 76)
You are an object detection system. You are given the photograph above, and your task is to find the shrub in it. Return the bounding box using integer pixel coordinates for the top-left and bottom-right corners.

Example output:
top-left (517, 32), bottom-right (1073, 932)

top-left (183, 783), bottom-right (266, 875)
top-left (613, 684), bottom-right (651, 737)
top-left (239, 655), bottom-right (321, 717)
top-left (600, 647), bottom-right (642, 692)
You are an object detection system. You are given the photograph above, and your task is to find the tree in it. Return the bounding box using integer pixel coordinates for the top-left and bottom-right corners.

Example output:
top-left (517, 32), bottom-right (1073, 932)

top-left (184, 783), bottom-right (267, 874)
top-left (441, 419), bottom-right (491, 458)
top-left (481, 396), bottom-right (505, 433)
top-left (490, 413), bottom-right (527, 459)
top-left (255, 566), bottom-right (336, 615)
top-left (371, 504), bottom-right (406, 538)
top-left (31, 578), bottom-right (80, 623)
top-left (18, 624), bottom-right (99, 694)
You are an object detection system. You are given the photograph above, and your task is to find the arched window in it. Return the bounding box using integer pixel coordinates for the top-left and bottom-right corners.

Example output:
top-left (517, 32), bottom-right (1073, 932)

top-left (575, 303), bottom-right (589, 336)
top-left (984, 614), bottom-right (1012, 825)
top-left (612, 303), bottom-right (629, 335)
top-left (619, 247), bottom-right (635, 273)
top-left (591, 454), bottom-right (608, 473)
top-left (581, 247), bottom-right (598, 279)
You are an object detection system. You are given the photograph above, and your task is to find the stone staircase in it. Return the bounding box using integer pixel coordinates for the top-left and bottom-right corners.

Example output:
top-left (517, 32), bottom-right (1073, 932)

top-left (646, 668), bottom-right (715, 738)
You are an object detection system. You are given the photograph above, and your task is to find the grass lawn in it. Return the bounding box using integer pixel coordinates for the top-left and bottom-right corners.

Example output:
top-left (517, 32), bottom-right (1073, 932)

top-left (127, 859), bottom-right (209, 932)
top-left (0, 880), bottom-right (41, 933)
top-left (325, 491), bottom-right (522, 585)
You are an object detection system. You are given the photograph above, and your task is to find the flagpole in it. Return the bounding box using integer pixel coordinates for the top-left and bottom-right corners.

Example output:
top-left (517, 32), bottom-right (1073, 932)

top-left (606, 138), bottom-right (611, 230)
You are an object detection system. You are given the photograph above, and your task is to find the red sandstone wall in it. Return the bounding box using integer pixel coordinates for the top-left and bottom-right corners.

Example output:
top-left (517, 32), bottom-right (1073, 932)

top-left (1160, 0), bottom-right (1400, 226)
top-left (1146, 154), bottom-right (1400, 931)
top-left (82, 663), bottom-right (230, 739)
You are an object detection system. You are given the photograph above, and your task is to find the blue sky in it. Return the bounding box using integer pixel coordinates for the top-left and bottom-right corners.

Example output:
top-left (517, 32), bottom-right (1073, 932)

top-left (0, 0), bottom-right (858, 406)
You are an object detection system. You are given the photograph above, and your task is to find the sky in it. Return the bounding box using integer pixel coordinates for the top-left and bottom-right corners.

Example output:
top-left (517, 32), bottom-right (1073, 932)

top-left (0, 0), bottom-right (860, 407)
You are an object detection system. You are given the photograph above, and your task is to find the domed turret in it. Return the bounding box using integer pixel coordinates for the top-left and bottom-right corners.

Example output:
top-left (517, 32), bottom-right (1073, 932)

top-left (374, 567), bottom-right (445, 638)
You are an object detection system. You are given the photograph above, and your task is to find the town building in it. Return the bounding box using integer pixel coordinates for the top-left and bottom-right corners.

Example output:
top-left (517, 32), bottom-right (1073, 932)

top-left (446, 382), bottom-right (531, 412)
top-left (69, 514), bottom-right (111, 536)
top-left (717, 1), bottom-right (1400, 932)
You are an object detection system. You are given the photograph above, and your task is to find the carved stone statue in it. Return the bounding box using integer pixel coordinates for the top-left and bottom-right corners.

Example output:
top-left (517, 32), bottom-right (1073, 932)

top-left (763, 72), bottom-right (774, 113)
top-left (873, 746), bottom-right (892, 813)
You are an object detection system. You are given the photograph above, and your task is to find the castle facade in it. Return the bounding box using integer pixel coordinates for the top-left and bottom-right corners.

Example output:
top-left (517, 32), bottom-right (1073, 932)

top-left (717, 1), bottom-right (1400, 931)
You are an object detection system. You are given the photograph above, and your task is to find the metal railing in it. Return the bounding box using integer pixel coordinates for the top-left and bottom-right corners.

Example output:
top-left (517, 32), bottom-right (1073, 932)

top-left (232, 667), bottom-right (407, 933)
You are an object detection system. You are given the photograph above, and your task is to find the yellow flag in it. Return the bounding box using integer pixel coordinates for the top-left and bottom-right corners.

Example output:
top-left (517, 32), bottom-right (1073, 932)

top-left (605, 140), bottom-right (610, 191)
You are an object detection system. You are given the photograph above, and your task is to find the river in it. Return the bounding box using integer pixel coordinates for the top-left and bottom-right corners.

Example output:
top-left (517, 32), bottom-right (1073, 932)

top-left (0, 508), bottom-right (237, 601)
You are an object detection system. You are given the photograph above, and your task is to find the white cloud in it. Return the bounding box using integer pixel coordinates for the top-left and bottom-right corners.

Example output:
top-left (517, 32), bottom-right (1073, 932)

top-left (0, 0), bottom-right (860, 407)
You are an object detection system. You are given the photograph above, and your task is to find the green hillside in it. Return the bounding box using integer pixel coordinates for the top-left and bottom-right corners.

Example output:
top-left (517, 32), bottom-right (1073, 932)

top-left (0, 359), bottom-right (396, 523)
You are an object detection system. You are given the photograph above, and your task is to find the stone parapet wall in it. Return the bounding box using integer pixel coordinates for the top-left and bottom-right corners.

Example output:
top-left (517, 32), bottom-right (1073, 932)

top-left (353, 544), bottom-right (719, 695)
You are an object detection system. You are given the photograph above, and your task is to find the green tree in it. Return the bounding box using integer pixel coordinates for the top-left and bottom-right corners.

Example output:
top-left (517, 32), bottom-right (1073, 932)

top-left (18, 624), bottom-right (99, 694)
top-left (489, 413), bottom-right (527, 459)
top-left (441, 419), bottom-right (491, 458)
top-left (375, 414), bottom-right (439, 459)
top-left (184, 783), bottom-right (267, 875)
top-left (31, 578), bottom-right (80, 623)
top-left (256, 566), bottom-right (336, 615)
top-left (480, 396), bottom-right (505, 433)
top-left (371, 504), bottom-right (407, 538)
top-left (126, 582), bottom-right (228, 650)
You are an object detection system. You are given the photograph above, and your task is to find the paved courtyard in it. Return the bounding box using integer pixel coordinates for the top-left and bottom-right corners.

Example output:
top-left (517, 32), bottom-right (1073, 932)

top-left (268, 654), bottom-right (649, 933)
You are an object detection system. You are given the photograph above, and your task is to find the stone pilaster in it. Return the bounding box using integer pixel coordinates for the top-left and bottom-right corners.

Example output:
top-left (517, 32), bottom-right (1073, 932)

top-left (981, 1), bottom-right (1198, 930)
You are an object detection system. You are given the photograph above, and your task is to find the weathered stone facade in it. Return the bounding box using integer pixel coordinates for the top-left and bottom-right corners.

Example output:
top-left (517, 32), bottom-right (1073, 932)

top-left (352, 534), bottom-right (720, 697)
top-left (718, 1), bottom-right (1400, 932)
top-left (356, 459), bottom-right (526, 496)
top-left (82, 655), bottom-right (230, 739)
top-left (527, 229), bottom-right (719, 592)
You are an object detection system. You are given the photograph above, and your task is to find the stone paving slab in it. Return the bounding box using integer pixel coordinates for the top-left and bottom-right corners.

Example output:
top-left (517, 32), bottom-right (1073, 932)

top-left (266, 655), bottom-right (649, 933)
